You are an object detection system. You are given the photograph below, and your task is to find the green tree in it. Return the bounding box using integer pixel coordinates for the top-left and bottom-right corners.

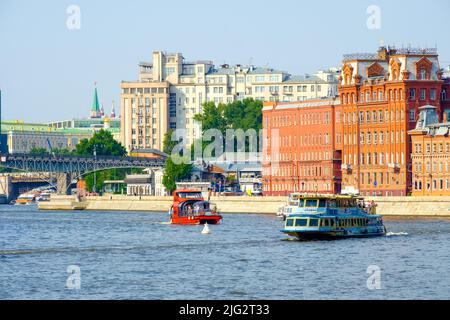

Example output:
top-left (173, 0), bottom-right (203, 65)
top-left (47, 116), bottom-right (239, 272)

top-left (75, 129), bottom-right (126, 157)
top-left (193, 101), bottom-right (228, 132)
top-left (162, 129), bottom-right (179, 155)
top-left (224, 98), bottom-right (263, 132)
top-left (162, 129), bottom-right (193, 194)
top-left (75, 129), bottom-right (127, 193)
top-left (29, 147), bottom-right (49, 155)
top-left (193, 98), bottom-right (263, 154)
top-left (162, 155), bottom-right (193, 194)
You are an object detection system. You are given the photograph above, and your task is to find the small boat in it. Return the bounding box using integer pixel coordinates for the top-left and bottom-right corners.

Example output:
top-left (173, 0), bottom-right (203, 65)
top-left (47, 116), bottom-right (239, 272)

top-left (169, 189), bottom-right (222, 225)
top-left (15, 193), bottom-right (36, 205)
top-left (36, 192), bottom-right (51, 202)
top-left (281, 194), bottom-right (386, 240)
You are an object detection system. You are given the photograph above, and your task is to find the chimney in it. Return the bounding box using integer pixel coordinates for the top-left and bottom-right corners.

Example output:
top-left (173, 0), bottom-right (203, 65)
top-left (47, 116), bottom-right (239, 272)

top-left (377, 46), bottom-right (388, 60)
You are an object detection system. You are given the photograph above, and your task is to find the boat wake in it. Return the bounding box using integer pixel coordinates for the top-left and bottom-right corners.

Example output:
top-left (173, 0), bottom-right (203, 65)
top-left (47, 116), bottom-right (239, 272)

top-left (386, 231), bottom-right (408, 237)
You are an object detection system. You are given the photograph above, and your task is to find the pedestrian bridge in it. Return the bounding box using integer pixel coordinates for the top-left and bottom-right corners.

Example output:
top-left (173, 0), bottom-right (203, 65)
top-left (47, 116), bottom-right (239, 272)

top-left (0, 153), bottom-right (166, 175)
top-left (0, 153), bottom-right (167, 194)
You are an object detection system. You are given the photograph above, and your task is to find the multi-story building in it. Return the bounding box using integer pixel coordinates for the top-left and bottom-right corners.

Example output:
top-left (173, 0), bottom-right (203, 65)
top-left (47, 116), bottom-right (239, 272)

top-left (121, 51), bottom-right (340, 152)
top-left (409, 105), bottom-right (450, 196)
top-left (262, 98), bottom-right (342, 196)
top-left (339, 46), bottom-right (450, 196)
top-left (1, 86), bottom-right (121, 154)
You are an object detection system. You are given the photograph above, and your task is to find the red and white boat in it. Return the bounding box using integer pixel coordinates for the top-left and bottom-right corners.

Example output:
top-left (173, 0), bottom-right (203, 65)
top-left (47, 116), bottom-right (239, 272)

top-left (169, 189), bottom-right (222, 225)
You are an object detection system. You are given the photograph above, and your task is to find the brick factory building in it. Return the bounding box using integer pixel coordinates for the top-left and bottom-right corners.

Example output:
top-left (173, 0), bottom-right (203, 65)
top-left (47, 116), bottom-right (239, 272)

top-left (409, 105), bottom-right (450, 196)
top-left (339, 46), bottom-right (450, 196)
top-left (262, 98), bottom-right (342, 196)
top-left (262, 46), bottom-right (450, 197)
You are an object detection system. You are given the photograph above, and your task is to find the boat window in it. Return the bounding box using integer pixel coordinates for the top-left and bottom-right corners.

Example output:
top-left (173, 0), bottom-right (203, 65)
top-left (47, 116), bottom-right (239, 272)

top-left (295, 219), bottom-right (308, 227)
top-left (286, 219), bottom-right (295, 227)
top-left (328, 200), bottom-right (337, 208)
top-left (318, 199), bottom-right (327, 208)
top-left (177, 192), bottom-right (203, 199)
top-left (305, 199), bottom-right (318, 208)
top-left (298, 200), bottom-right (305, 208)
top-left (309, 218), bottom-right (319, 227)
top-left (330, 219), bottom-right (335, 227)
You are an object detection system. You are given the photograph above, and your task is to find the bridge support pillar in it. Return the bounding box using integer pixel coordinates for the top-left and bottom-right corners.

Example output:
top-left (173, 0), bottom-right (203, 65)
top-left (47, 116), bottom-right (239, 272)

top-left (56, 173), bottom-right (71, 195)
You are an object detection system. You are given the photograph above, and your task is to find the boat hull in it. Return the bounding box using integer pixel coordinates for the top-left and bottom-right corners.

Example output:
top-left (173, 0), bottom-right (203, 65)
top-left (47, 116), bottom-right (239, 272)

top-left (170, 215), bottom-right (222, 225)
top-left (283, 228), bottom-right (386, 240)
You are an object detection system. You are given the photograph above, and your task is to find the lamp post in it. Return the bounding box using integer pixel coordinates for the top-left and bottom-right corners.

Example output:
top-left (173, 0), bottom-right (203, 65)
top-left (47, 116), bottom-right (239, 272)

top-left (93, 145), bottom-right (97, 194)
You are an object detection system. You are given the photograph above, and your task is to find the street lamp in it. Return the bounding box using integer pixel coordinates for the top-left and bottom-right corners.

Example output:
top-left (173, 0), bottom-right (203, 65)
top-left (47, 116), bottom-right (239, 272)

top-left (93, 145), bottom-right (97, 194)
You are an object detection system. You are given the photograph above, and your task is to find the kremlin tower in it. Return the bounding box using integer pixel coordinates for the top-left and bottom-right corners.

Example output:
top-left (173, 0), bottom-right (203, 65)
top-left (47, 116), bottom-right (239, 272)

top-left (90, 82), bottom-right (101, 119)
top-left (110, 100), bottom-right (116, 118)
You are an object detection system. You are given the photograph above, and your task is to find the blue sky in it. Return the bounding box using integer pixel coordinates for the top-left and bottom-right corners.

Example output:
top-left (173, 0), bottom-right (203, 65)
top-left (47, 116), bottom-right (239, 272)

top-left (0, 0), bottom-right (449, 122)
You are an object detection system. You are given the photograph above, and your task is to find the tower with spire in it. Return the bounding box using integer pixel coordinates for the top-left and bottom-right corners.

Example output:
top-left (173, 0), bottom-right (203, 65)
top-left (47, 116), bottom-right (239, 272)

top-left (110, 100), bottom-right (116, 118)
top-left (90, 82), bottom-right (101, 119)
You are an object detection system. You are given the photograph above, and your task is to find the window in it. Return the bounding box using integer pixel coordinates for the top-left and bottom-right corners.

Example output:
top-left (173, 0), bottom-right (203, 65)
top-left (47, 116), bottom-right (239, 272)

top-left (409, 89), bottom-right (416, 100)
top-left (419, 69), bottom-right (427, 80)
top-left (379, 91), bottom-right (384, 101)
top-left (286, 219), bottom-right (294, 227)
top-left (409, 109), bottom-right (415, 121)
top-left (430, 89), bottom-right (436, 101)
top-left (309, 219), bottom-right (319, 227)
top-left (420, 89), bottom-right (426, 101)
top-left (295, 219), bottom-right (307, 227)
top-left (305, 199), bottom-right (317, 207)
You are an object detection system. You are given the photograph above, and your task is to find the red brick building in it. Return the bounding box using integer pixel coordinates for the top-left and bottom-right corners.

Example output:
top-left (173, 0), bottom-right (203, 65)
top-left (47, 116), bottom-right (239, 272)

top-left (339, 46), bottom-right (450, 196)
top-left (262, 98), bottom-right (342, 196)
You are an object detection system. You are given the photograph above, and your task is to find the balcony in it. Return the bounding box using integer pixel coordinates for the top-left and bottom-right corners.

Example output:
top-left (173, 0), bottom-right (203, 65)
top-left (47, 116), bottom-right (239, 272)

top-left (388, 163), bottom-right (401, 172)
top-left (239, 177), bottom-right (262, 184)
top-left (341, 164), bottom-right (353, 171)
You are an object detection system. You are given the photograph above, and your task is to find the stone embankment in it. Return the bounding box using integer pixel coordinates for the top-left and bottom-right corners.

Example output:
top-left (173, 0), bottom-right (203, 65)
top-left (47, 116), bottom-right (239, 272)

top-left (38, 195), bottom-right (450, 216)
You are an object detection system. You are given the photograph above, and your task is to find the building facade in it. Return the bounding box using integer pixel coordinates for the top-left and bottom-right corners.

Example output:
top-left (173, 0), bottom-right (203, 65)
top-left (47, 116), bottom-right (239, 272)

top-left (262, 98), bottom-right (342, 196)
top-left (409, 105), bottom-right (450, 196)
top-left (121, 51), bottom-right (340, 151)
top-left (338, 46), bottom-right (450, 196)
top-left (1, 120), bottom-right (94, 154)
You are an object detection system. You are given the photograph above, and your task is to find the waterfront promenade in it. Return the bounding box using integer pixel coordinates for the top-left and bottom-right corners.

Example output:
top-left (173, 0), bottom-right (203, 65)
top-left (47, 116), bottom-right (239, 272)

top-left (39, 195), bottom-right (450, 216)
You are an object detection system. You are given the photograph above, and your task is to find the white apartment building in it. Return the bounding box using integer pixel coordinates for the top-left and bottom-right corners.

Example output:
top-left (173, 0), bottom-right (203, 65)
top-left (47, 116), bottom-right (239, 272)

top-left (121, 51), bottom-right (340, 151)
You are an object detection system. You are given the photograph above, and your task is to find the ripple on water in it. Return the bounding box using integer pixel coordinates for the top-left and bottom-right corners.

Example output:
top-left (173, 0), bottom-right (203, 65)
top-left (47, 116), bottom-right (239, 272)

top-left (1, 206), bottom-right (450, 299)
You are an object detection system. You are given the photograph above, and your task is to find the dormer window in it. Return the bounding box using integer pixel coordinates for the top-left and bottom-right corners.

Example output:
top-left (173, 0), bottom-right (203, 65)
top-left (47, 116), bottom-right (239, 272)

top-left (419, 69), bottom-right (427, 80)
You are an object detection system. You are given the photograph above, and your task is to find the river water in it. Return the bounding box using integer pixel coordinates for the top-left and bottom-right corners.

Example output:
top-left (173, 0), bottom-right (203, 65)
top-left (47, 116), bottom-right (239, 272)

top-left (1, 205), bottom-right (450, 300)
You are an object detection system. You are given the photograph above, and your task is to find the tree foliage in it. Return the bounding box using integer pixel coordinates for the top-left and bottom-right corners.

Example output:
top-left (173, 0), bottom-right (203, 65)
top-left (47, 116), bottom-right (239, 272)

top-left (194, 99), bottom-right (262, 133)
top-left (162, 129), bottom-right (178, 155)
top-left (162, 155), bottom-right (193, 195)
top-left (162, 129), bottom-right (192, 194)
top-left (75, 129), bottom-right (126, 157)
top-left (75, 129), bottom-right (127, 193)
top-left (193, 98), bottom-right (263, 154)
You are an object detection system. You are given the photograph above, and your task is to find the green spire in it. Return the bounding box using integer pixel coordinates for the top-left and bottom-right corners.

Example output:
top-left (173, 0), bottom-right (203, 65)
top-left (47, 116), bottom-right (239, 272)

top-left (92, 86), bottom-right (100, 113)
top-left (90, 83), bottom-right (100, 118)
